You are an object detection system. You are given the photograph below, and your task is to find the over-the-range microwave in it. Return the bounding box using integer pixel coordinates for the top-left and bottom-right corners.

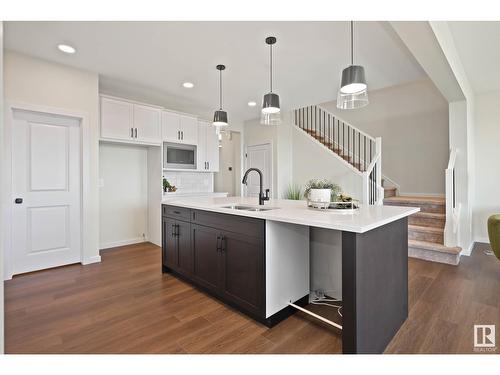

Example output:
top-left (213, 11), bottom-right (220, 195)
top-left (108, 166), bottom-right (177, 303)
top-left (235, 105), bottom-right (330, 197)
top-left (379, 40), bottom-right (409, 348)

top-left (163, 142), bottom-right (197, 169)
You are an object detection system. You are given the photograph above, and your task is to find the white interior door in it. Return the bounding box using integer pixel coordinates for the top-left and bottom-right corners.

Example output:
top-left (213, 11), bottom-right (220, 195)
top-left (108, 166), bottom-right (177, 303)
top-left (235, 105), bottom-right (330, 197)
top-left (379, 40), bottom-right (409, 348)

top-left (11, 109), bottom-right (82, 275)
top-left (245, 143), bottom-right (272, 198)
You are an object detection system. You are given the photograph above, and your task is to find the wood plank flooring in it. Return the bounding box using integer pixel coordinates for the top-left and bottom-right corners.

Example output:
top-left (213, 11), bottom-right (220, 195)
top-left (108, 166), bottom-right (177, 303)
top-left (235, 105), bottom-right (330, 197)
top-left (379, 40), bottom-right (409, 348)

top-left (5, 242), bottom-right (500, 354)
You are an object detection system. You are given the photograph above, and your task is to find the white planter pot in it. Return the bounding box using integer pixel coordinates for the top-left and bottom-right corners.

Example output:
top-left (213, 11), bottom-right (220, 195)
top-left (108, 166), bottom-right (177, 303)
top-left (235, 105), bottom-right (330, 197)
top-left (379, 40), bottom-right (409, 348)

top-left (309, 188), bottom-right (331, 204)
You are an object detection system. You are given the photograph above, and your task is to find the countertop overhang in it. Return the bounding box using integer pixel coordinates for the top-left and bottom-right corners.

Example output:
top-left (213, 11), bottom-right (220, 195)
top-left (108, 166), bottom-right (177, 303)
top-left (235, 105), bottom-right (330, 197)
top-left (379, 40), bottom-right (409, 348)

top-left (162, 197), bottom-right (419, 233)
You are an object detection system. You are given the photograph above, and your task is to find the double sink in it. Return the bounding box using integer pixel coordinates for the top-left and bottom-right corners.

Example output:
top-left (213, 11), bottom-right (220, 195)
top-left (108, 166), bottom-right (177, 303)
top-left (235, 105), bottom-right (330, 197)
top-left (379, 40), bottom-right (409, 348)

top-left (221, 204), bottom-right (277, 212)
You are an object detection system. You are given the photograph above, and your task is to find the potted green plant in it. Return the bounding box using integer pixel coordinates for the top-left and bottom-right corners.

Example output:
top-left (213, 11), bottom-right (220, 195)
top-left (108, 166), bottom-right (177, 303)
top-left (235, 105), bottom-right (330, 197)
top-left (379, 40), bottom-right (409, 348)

top-left (284, 184), bottom-right (303, 200)
top-left (163, 177), bottom-right (176, 193)
top-left (304, 179), bottom-right (341, 208)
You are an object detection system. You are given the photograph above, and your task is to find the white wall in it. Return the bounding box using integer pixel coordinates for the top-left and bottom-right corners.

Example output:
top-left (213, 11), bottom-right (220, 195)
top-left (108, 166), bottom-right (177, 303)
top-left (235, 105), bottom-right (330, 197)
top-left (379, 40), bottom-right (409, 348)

top-left (473, 90), bottom-right (500, 242)
top-left (99, 143), bottom-right (148, 249)
top-left (3, 51), bottom-right (100, 268)
top-left (292, 127), bottom-right (363, 200)
top-left (214, 131), bottom-right (241, 196)
top-left (0, 20), bottom-right (5, 354)
top-left (321, 79), bottom-right (449, 196)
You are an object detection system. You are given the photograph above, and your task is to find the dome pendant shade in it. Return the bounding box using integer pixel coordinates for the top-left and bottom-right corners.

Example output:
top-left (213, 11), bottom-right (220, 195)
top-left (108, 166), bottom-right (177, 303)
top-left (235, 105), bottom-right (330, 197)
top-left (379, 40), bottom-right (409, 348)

top-left (213, 110), bottom-right (228, 127)
top-left (262, 92), bottom-right (280, 114)
top-left (337, 21), bottom-right (369, 110)
top-left (340, 65), bottom-right (367, 94)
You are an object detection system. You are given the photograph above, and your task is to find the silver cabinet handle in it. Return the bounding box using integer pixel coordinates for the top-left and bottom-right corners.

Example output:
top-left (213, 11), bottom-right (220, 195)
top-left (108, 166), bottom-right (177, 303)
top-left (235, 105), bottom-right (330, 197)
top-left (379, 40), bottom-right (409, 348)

top-left (134, 128), bottom-right (137, 138)
top-left (181, 131), bottom-right (184, 140)
top-left (131, 127), bottom-right (134, 138)
top-left (178, 130), bottom-right (180, 140)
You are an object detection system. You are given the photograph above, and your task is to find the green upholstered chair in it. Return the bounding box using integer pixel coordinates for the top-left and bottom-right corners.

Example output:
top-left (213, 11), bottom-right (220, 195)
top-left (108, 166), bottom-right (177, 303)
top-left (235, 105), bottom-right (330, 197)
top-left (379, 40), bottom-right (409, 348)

top-left (487, 215), bottom-right (500, 260)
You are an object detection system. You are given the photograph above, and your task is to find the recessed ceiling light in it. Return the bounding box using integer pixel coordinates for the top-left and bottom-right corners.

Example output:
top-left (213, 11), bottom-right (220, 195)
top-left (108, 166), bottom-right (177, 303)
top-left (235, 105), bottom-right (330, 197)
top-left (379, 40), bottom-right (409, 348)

top-left (182, 82), bottom-right (194, 88)
top-left (57, 44), bottom-right (76, 54)
top-left (247, 101), bottom-right (257, 107)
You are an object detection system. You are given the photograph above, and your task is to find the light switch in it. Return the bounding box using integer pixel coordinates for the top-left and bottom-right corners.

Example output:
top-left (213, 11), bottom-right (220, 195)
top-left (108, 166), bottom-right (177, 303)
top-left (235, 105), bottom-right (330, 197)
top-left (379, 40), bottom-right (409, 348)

top-left (98, 178), bottom-right (104, 188)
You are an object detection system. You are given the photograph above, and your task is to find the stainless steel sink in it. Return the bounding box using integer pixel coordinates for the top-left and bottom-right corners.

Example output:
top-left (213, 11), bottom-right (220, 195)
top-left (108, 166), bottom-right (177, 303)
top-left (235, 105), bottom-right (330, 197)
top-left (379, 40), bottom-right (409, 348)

top-left (221, 205), bottom-right (276, 212)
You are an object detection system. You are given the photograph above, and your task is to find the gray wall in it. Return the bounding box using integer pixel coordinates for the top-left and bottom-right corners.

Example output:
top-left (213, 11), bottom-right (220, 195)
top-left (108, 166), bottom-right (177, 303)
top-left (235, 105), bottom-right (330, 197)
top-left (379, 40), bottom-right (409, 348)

top-left (321, 78), bottom-right (449, 196)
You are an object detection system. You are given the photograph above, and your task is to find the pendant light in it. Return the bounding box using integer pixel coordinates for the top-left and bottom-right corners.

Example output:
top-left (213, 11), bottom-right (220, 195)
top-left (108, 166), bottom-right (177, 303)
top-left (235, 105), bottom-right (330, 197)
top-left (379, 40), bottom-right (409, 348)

top-left (337, 21), bottom-right (369, 110)
top-left (213, 64), bottom-right (228, 127)
top-left (261, 36), bottom-right (281, 125)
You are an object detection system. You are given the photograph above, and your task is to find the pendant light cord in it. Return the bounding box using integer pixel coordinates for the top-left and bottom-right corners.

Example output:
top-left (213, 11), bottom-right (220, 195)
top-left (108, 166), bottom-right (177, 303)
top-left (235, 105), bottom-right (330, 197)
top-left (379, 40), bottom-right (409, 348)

top-left (270, 43), bottom-right (273, 93)
top-left (350, 20), bottom-right (354, 66)
top-left (219, 68), bottom-right (223, 110)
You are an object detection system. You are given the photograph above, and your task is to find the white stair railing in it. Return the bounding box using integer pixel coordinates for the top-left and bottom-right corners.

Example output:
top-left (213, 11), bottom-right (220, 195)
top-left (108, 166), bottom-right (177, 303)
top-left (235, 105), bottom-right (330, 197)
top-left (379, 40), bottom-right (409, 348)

top-left (444, 148), bottom-right (459, 247)
top-left (294, 105), bottom-right (383, 205)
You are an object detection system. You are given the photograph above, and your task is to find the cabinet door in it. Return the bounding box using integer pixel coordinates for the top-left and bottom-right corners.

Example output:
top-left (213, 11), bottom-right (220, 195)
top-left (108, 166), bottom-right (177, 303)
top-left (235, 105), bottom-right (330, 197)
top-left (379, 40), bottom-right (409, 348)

top-left (162, 217), bottom-right (178, 269)
top-left (206, 125), bottom-right (220, 172)
top-left (162, 111), bottom-right (181, 142)
top-left (221, 231), bottom-right (264, 315)
top-left (196, 121), bottom-right (208, 171)
top-left (176, 220), bottom-right (193, 275)
top-left (179, 115), bottom-right (198, 145)
top-left (100, 97), bottom-right (134, 141)
top-left (134, 104), bottom-right (161, 144)
top-left (192, 224), bottom-right (221, 292)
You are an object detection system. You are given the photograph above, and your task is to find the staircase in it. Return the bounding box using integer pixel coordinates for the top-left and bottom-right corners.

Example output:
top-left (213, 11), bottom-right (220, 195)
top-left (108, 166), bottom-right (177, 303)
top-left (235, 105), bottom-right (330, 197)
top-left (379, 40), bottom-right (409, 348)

top-left (293, 104), bottom-right (461, 265)
top-left (384, 195), bottom-right (461, 265)
top-left (294, 105), bottom-right (383, 205)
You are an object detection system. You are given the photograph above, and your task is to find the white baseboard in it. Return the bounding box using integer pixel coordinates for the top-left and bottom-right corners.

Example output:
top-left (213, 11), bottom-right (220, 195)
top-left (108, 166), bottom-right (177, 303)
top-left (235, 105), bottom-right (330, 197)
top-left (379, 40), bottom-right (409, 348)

top-left (398, 192), bottom-right (445, 198)
top-left (474, 236), bottom-right (490, 244)
top-left (99, 237), bottom-right (146, 250)
top-left (82, 255), bottom-right (102, 265)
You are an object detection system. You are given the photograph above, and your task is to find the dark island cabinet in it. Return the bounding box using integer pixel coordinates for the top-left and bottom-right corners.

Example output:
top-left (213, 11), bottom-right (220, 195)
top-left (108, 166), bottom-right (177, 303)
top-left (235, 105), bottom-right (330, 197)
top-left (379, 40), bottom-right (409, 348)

top-left (162, 215), bottom-right (192, 277)
top-left (191, 224), bottom-right (221, 292)
top-left (220, 230), bottom-right (265, 316)
top-left (162, 205), bottom-right (266, 320)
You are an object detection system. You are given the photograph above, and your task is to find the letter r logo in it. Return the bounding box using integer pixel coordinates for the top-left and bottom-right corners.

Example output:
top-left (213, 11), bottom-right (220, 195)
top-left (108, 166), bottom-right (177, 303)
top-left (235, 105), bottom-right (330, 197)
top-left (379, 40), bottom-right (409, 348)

top-left (474, 325), bottom-right (496, 348)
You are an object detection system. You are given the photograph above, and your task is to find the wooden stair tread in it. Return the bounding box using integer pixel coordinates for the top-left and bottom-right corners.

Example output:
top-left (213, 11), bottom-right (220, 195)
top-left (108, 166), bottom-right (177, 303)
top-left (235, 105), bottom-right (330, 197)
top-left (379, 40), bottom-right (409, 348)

top-left (411, 211), bottom-right (445, 219)
top-left (408, 225), bottom-right (444, 234)
top-left (384, 196), bottom-right (445, 205)
top-left (408, 240), bottom-right (461, 254)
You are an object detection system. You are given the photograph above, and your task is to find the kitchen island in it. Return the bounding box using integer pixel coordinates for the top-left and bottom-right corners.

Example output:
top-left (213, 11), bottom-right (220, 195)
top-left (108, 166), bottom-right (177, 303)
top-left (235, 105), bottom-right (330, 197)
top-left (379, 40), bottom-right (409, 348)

top-left (161, 196), bottom-right (419, 354)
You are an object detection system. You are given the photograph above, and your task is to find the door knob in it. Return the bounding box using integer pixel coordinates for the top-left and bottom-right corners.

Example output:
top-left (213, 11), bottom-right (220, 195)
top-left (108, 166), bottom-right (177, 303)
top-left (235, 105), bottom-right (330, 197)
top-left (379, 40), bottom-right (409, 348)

top-left (15, 198), bottom-right (23, 204)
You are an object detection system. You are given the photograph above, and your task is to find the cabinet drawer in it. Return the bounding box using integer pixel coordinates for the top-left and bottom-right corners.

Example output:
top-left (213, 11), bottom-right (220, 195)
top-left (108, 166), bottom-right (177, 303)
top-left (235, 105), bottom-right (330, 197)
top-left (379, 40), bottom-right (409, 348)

top-left (163, 205), bottom-right (191, 221)
top-left (192, 210), bottom-right (264, 238)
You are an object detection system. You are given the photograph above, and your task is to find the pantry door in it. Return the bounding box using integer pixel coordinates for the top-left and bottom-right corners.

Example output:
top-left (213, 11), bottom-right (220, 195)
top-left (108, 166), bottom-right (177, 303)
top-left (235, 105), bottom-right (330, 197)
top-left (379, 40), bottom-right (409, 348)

top-left (244, 143), bottom-right (272, 198)
top-left (11, 109), bottom-right (82, 275)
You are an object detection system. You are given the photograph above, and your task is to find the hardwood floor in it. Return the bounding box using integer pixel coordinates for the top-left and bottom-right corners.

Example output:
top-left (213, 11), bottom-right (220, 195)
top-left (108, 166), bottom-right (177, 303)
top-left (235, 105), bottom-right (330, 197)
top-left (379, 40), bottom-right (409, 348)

top-left (5, 242), bottom-right (500, 354)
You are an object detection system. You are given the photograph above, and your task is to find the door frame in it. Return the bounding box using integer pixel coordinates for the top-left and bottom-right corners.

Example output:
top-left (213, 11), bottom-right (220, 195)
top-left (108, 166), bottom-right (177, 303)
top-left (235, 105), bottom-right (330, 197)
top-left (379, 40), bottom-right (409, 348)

top-left (3, 101), bottom-right (92, 280)
top-left (244, 142), bottom-right (274, 198)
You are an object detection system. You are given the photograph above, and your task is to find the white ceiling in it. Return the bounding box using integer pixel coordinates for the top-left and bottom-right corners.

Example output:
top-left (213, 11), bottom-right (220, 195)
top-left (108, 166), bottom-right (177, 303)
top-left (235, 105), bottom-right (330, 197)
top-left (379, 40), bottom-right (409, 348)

top-left (449, 21), bottom-right (500, 94)
top-left (4, 21), bottom-right (426, 124)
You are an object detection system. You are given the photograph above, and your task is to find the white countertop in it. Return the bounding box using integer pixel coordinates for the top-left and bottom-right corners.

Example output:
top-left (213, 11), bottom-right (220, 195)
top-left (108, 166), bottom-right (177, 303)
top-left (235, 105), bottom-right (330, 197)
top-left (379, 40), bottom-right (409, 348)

top-left (161, 196), bottom-right (419, 233)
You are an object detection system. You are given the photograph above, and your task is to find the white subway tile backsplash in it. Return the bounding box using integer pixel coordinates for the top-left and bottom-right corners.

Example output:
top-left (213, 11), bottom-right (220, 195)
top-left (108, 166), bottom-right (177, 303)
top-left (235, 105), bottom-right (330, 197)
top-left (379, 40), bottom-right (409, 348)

top-left (163, 171), bottom-right (213, 193)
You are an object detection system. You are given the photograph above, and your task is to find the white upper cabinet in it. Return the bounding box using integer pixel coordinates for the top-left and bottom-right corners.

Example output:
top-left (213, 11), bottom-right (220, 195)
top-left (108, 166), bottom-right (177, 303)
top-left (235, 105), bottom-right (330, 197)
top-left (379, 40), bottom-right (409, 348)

top-left (197, 120), bottom-right (219, 172)
top-left (100, 97), bottom-right (134, 141)
top-left (162, 111), bottom-right (198, 144)
top-left (179, 115), bottom-right (198, 145)
top-left (162, 111), bottom-right (181, 143)
top-left (100, 96), bottom-right (161, 145)
top-left (134, 104), bottom-right (161, 144)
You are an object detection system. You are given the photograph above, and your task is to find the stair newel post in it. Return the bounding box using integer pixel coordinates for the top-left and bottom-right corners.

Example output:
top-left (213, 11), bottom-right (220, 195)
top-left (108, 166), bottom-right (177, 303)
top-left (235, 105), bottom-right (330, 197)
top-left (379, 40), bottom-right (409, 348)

top-left (362, 171), bottom-right (369, 206)
top-left (376, 137), bottom-right (383, 205)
